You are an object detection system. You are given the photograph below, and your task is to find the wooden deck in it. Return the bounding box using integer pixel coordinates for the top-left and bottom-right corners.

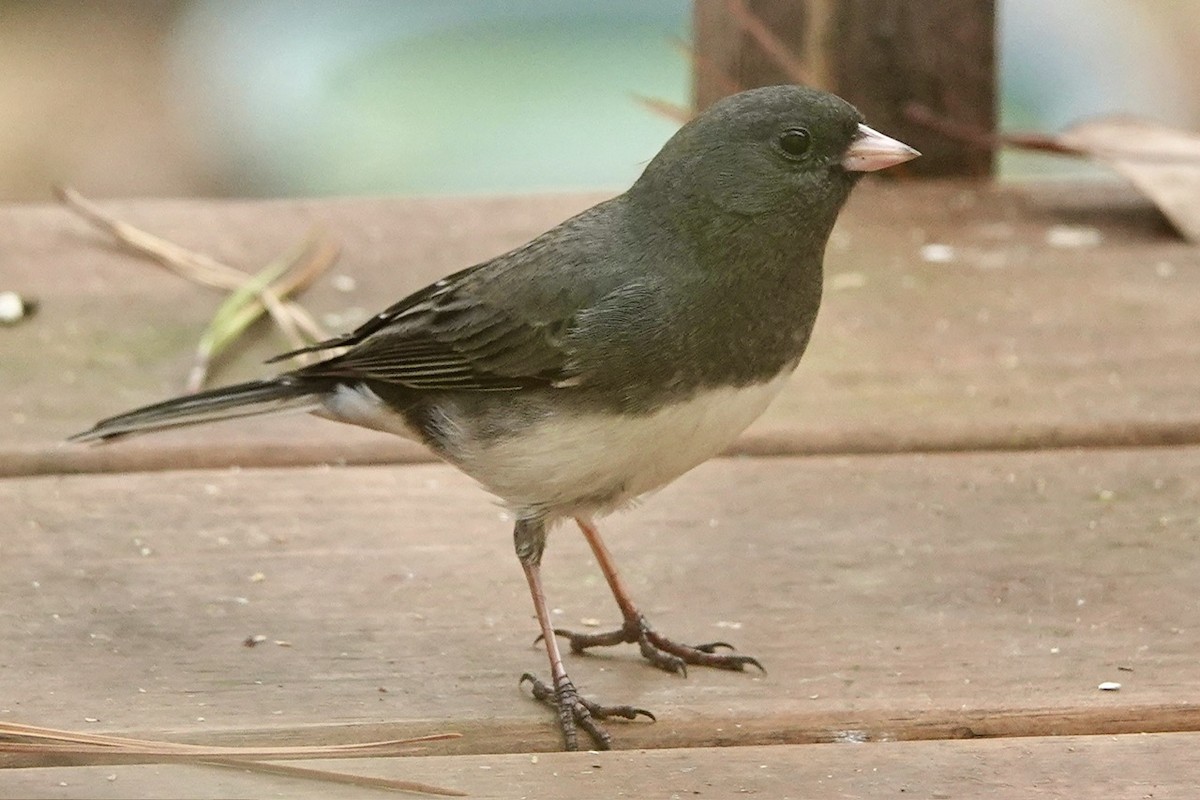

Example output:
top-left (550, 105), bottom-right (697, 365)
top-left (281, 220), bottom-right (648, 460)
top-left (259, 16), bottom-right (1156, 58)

top-left (3, 181), bottom-right (1200, 796)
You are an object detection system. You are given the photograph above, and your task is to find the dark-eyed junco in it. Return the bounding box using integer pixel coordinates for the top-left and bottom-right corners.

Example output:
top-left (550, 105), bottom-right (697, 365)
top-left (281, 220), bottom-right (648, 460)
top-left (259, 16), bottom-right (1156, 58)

top-left (72, 85), bottom-right (918, 750)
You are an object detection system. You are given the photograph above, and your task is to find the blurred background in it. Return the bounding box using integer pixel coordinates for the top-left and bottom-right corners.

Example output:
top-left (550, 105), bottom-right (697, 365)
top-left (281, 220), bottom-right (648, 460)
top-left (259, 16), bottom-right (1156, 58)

top-left (0, 0), bottom-right (1197, 202)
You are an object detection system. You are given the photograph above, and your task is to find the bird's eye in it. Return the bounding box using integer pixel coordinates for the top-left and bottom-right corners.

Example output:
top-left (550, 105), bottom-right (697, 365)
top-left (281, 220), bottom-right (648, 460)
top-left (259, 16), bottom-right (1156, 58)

top-left (776, 128), bottom-right (812, 160)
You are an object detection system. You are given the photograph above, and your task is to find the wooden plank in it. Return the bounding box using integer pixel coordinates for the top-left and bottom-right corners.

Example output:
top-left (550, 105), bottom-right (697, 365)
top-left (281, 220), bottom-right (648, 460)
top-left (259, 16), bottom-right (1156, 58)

top-left (3, 447), bottom-right (1199, 759)
top-left (4, 183), bottom-right (1199, 476)
top-left (693, 0), bottom-right (996, 176)
top-left (4, 733), bottom-right (1200, 798)
top-left (1, 193), bottom-right (603, 473)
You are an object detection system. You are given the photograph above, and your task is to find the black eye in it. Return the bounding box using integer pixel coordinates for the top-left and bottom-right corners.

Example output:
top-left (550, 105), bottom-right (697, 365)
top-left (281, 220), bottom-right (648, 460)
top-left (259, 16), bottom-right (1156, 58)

top-left (776, 127), bottom-right (812, 159)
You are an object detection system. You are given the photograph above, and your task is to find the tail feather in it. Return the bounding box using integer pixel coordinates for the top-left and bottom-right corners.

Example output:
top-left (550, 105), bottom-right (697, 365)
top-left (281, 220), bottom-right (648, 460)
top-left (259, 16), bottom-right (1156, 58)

top-left (69, 378), bottom-right (323, 443)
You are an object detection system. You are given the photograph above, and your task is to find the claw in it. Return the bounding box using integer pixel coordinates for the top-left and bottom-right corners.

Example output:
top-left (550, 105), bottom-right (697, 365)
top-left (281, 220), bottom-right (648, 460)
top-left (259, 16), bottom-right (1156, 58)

top-left (553, 615), bottom-right (767, 676)
top-left (614, 705), bottom-right (656, 722)
top-left (520, 672), bottom-right (655, 750)
top-left (519, 672), bottom-right (548, 698)
top-left (740, 656), bottom-right (767, 675)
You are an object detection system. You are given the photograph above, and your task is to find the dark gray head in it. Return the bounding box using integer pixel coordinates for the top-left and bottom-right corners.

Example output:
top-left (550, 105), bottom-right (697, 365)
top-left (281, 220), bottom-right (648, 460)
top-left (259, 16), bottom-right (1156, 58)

top-left (630, 85), bottom-right (917, 252)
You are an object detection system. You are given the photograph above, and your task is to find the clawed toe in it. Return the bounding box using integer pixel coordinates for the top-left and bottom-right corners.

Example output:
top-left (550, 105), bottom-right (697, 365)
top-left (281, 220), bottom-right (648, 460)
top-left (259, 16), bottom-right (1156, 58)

top-left (550, 616), bottom-right (766, 676)
top-left (522, 518), bottom-right (763, 751)
top-left (520, 673), bottom-right (655, 750)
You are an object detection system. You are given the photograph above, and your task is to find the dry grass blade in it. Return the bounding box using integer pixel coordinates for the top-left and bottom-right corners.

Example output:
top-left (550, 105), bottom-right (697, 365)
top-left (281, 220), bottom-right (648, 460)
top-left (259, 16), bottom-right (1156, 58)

top-left (281, 299), bottom-right (332, 343)
top-left (0, 720), bottom-right (458, 757)
top-left (56, 186), bottom-right (247, 290)
top-left (725, 0), bottom-right (813, 86)
top-left (0, 741), bottom-right (448, 757)
top-left (203, 759), bottom-right (468, 797)
top-left (249, 237), bottom-right (336, 351)
top-left (1, 722), bottom-right (465, 796)
top-left (57, 186), bottom-right (340, 389)
top-left (190, 244), bottom-right (303, 390)
top-left (248, 231), bottom-right (338, 348)
top-left (187, 234), bottom-right (338, 390)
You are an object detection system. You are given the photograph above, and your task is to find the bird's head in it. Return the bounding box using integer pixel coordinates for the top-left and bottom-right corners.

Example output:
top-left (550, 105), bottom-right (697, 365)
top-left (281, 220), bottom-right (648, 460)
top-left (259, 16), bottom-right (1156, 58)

top-left (632, 85), bottom-right (918, 246)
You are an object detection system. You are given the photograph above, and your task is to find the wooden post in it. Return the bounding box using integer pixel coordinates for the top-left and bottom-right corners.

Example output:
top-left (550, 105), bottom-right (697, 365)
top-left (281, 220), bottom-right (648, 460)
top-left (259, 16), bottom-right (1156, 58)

top-left (693, 0), bottom-right (995, 177)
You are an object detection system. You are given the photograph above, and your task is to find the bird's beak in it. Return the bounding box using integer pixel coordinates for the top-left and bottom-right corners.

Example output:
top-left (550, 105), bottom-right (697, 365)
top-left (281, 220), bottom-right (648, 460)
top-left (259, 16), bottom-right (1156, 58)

top-left (842, 124), bottom-right (920, 172)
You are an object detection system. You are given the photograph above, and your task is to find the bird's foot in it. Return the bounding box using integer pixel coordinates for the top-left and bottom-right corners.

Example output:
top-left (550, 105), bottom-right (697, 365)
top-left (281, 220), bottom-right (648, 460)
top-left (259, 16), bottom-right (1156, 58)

top-left (520, 672), bottom-right (654, 751)
top-left (551, 615), bottom-right (764, 677)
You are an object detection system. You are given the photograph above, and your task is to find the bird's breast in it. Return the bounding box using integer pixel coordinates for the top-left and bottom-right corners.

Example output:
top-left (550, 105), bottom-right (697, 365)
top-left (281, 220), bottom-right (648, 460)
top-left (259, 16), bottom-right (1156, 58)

top-left (448, 365), bottom-right (797, 518)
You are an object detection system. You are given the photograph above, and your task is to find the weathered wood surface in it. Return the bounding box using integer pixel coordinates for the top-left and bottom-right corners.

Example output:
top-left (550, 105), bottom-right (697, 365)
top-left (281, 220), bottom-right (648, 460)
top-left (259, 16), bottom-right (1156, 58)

top-left (5, 183), bottom-right (1199, 477)
top-left (4, 184), bottom-right (1199, 794)
top-left (3, 447), bottom-right (1198, 763)
top-left (5, 734), bottom-right (1199, 799)
top-left (1, 192), bottom-right (603, 473)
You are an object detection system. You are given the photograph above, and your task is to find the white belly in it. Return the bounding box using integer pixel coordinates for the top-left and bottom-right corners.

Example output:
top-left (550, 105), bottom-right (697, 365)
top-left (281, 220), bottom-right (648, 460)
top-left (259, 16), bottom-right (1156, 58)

top-left (319, 369), bottom-right (795, 519)
top-left (458, 369), bottom-right (795, 517)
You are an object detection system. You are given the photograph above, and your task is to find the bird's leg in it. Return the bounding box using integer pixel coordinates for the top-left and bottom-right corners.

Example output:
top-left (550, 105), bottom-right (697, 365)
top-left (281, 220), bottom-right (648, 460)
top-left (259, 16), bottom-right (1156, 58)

top-left (550, 516), bottom-right (764, 677)
top-left (514, 517), bottom-right (654, 750)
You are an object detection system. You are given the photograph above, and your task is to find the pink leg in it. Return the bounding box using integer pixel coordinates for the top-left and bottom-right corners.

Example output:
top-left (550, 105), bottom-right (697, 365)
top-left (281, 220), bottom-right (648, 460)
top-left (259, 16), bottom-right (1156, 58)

top-left (552, 516), bottom-right (765, 677)
top-left (514, 517), bottom-right (653, 750)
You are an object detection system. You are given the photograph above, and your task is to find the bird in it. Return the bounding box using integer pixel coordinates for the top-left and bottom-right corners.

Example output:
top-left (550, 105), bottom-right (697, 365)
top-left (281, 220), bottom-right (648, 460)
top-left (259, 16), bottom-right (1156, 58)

top-left (71, 84), bottom-right (918, 751)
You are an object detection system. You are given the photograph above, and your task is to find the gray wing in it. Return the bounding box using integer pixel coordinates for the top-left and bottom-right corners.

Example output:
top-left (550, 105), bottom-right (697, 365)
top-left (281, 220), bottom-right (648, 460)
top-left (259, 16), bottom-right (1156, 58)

top-left (297, 273), bottom-right (576, 390)
top-left (291, 199), bottom-right (660, 392)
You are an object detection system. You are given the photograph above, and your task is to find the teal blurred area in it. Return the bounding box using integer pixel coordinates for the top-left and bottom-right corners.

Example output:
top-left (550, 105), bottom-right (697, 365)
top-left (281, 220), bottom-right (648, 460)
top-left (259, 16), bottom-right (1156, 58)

top-left (167, 0), bottom-right (691, 196)
top-left (0, 0), bottom-right (1197, 200)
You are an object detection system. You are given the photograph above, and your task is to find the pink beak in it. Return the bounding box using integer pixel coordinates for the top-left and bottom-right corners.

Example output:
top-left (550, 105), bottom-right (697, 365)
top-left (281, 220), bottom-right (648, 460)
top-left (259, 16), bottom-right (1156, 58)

top-left (842, 124), bottom-right (920, 172)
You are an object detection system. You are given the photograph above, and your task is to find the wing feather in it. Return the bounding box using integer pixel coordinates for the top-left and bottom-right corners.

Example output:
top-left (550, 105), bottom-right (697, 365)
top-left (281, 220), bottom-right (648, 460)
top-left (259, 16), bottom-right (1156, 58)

top-left (285, 197), bottom-right (653, 392)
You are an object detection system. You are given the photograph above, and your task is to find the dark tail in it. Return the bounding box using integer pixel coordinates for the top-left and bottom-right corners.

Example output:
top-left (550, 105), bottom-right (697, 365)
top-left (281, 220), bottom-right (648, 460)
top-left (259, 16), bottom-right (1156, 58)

top-left (69, 378), bottom-right (323, 443)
